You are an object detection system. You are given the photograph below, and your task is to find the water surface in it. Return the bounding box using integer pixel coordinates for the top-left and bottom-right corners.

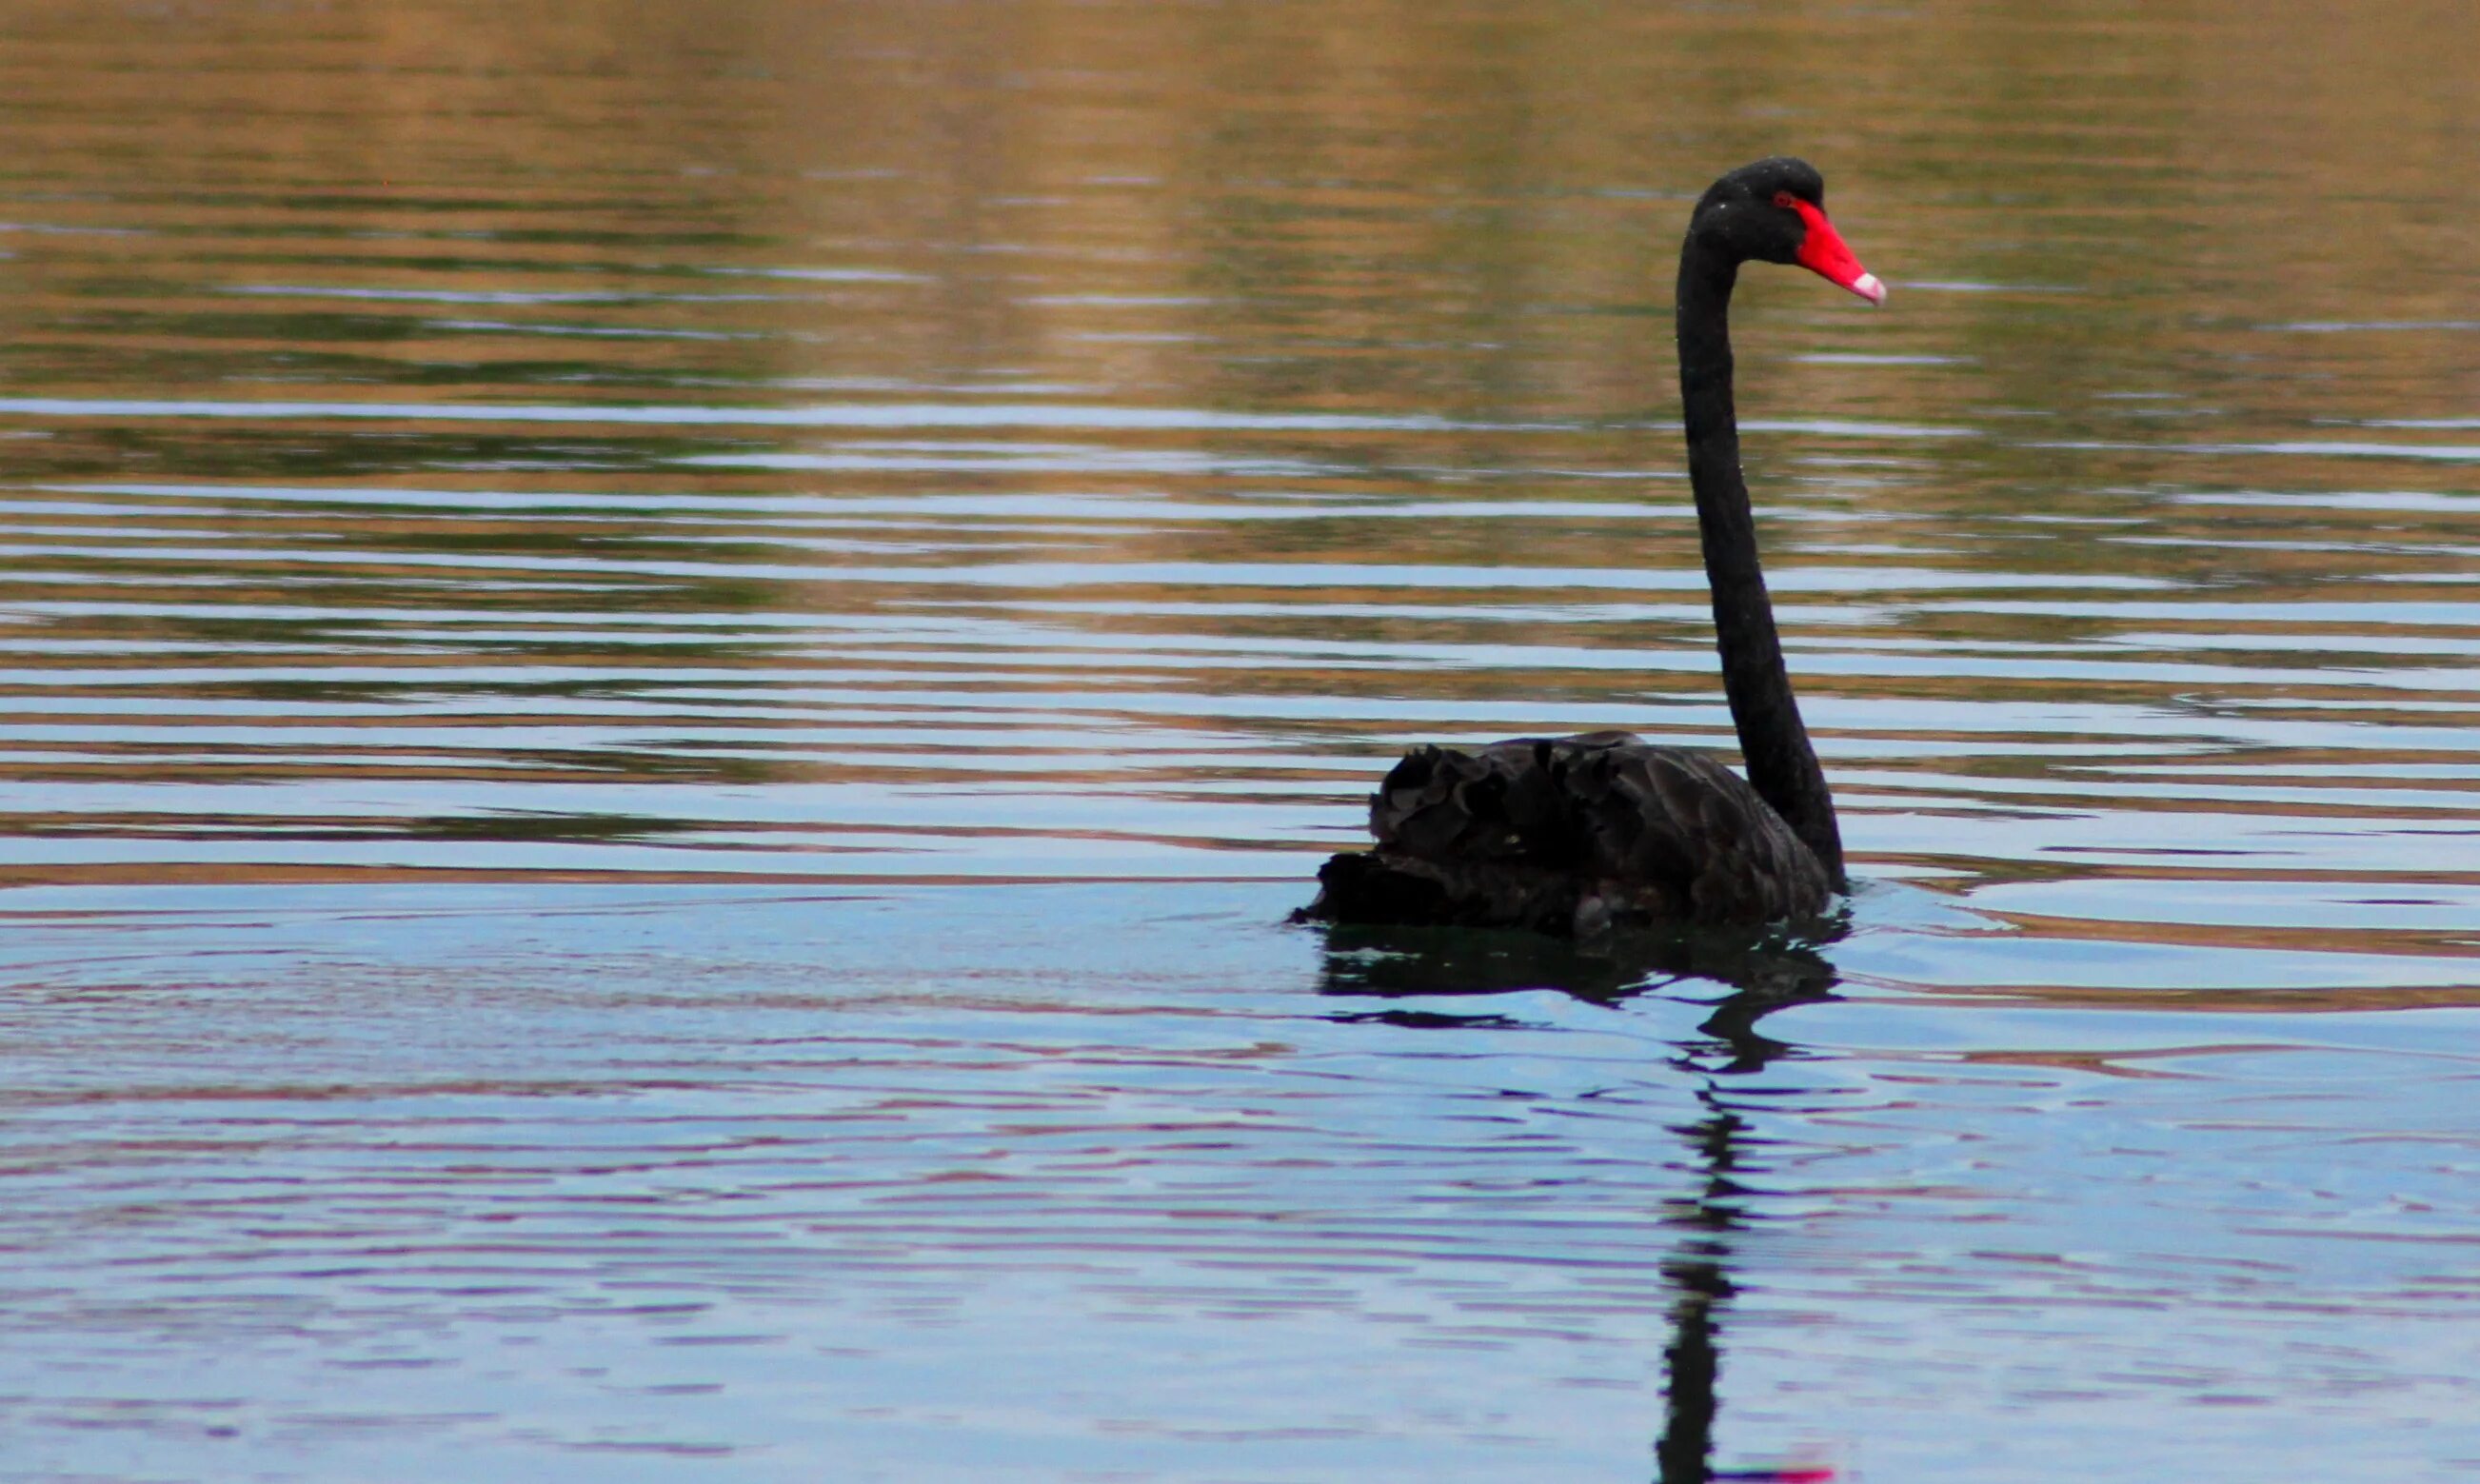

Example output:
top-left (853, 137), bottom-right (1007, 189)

top-left (2, 2), bottom-right (2477, 1479)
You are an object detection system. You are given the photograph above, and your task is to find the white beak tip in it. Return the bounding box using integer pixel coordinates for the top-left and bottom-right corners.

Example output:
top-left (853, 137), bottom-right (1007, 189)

top-left (1852, 272), bottom-right (1887, 307)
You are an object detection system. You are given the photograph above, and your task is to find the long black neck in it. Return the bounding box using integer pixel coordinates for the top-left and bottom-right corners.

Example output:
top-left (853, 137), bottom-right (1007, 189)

top-left (1675, 237), bottom-right (1845, 888)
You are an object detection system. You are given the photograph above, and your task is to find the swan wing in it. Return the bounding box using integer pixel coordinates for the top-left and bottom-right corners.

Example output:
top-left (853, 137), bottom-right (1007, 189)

top-left (1347, 735), bottom-right (1828, 928)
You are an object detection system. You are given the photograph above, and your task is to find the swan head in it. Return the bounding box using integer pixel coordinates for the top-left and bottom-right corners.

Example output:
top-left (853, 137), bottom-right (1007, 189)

top-left (1691, 157), bottom-right (1886, 306)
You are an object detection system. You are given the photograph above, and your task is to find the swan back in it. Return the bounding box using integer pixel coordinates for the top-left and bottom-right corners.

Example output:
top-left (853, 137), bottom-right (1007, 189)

top-left (1308, 733), bottom-right (1832, 933)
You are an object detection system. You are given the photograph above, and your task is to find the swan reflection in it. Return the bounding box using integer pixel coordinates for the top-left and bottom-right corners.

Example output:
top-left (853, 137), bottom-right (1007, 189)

top-left (1312, 917), bottom-right (1846, 1483)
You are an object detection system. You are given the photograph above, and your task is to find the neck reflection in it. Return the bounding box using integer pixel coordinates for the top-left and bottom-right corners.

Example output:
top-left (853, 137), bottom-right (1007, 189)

top-left (1311, 918), bottom-right (1844, 1484)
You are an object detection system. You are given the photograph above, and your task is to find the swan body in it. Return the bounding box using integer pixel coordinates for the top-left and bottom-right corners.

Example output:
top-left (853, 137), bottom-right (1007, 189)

top-left (1301, 158), bottom-right (1880, 934)
top-left (1315, 732), bottom-right (1832, 937)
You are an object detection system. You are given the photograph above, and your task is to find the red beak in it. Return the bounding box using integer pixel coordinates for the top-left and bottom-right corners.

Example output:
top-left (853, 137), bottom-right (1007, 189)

top-left (1789, 199), bottom-right (1886, 306)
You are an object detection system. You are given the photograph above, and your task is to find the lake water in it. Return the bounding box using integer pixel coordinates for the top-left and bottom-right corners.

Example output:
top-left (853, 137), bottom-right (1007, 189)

top-left (2, 2), bottom-right (2476, 1480)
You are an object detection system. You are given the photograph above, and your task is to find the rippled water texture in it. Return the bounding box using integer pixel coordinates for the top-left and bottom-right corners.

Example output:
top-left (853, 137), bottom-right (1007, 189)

top-left (2, 2), bottom-right (2478, 1479)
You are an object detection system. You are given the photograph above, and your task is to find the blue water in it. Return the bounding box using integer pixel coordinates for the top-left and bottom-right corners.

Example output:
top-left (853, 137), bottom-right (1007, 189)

top-left (2, 2), bottom-right (2477, 1479)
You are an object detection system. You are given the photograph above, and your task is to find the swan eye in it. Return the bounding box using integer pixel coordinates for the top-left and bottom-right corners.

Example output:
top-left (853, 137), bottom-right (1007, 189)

top-left (1772, 190), bottom-right (1798, 210)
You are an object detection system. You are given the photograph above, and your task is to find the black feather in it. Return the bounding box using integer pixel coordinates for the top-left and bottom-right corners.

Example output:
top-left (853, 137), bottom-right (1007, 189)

top-left (1302, 734), bottom-right (1831, 935)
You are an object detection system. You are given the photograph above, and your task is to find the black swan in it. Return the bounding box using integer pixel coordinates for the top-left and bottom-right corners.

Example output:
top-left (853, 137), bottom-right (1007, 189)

top-left (1300, 157), bottom-right (1884, 937)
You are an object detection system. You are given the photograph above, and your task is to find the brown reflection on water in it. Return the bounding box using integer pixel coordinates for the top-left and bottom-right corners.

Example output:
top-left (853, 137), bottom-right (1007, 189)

top-left (0, 0), bottom-right (2474, 983)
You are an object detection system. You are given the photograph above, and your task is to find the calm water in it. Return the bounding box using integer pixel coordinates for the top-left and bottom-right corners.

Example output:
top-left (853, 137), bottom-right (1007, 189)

top-left (2, 2), bottom-right (2477, 1479)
